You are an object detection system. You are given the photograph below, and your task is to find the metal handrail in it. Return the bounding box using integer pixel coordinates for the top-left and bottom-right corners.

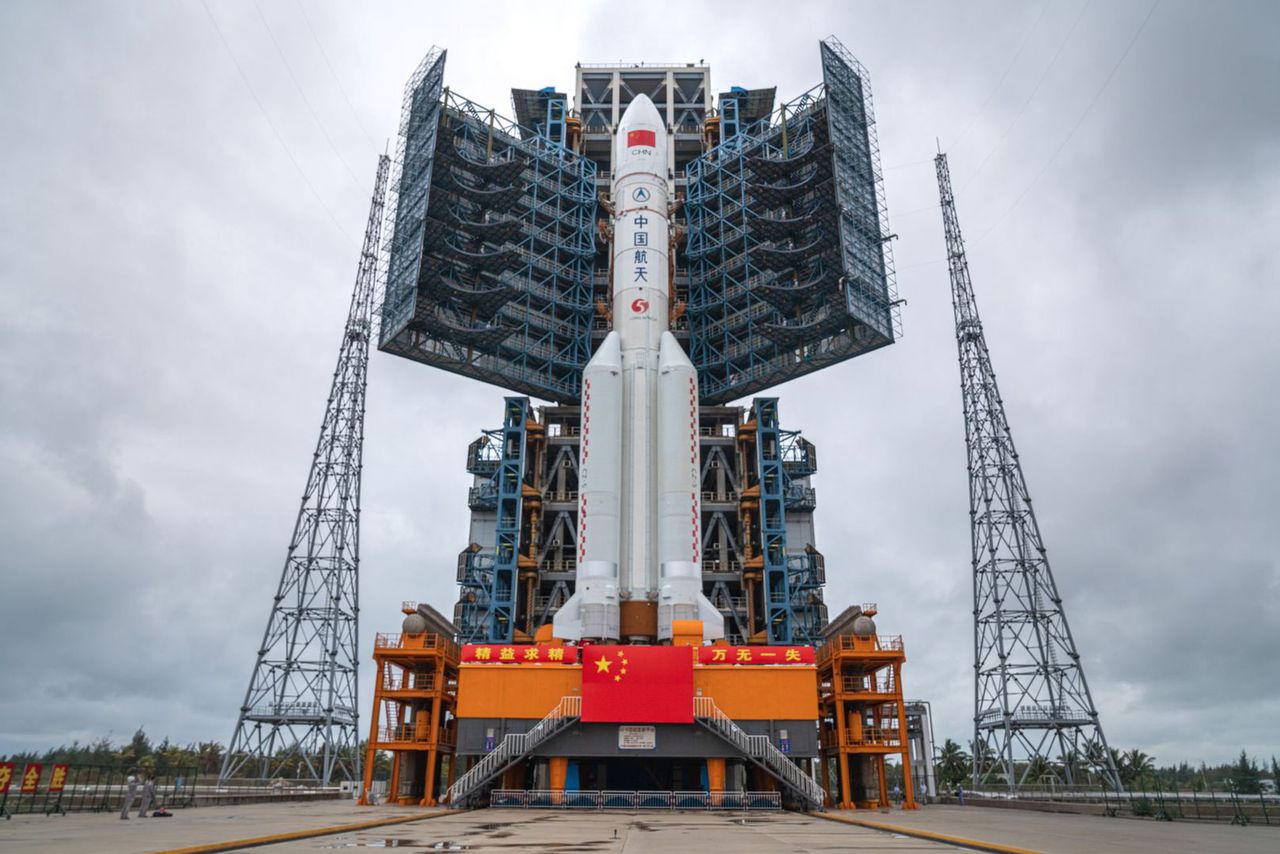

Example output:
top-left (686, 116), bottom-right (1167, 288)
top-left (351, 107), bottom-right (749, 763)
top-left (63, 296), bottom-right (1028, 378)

top-left (846, 727), bottom-right (901, 747)
top-left (693, 697), bottom-right (824, 807)
top-left (373, 632), bottom-right (461, 658)
top-left (820, 635), bottom-right (904, 658)
top-left (446, 695), bottom-right (582, 805)
top-left (489, 789), bottom-right (783, 810)
top-left (380, 668), bottom-right (445, 691)
top-left (840, 673), bottom-right (895, 694)
top-left (378, 724), bottom-right (456, 745)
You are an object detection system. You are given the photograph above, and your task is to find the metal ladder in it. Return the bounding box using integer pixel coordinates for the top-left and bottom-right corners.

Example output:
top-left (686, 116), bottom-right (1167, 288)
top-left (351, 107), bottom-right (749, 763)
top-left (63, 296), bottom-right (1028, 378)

top-left (446, 695), bottom-right (581, 806)
top-left (694, 696), bottom-right (825, 808)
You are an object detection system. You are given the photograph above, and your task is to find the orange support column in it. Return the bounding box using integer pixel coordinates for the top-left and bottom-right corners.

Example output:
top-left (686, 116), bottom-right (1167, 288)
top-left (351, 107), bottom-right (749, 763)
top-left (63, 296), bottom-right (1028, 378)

top-left (421, 750), bottom-right (438, 807)
top-left (358, 667), bottom-right (383, 805)
top-left (420, 698), bottom-right (444, 806)
top-left (895, 664), bottom-right (918, 809)
top-left (549, 756), bottom-right (568, 805)
top-left (706, 758), bottom-right (725, 806)
top-left (388, 752), bottom-right (403, 805)
top-left (838, 753), bottom-right (853, 810)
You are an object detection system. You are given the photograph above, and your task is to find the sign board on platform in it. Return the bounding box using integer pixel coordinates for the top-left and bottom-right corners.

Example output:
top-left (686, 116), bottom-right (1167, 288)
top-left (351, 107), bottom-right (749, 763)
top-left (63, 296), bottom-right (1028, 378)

top-left (618, 726), bottom-right (656, 750)
top-left (20, 763), bottom-right (42, 794)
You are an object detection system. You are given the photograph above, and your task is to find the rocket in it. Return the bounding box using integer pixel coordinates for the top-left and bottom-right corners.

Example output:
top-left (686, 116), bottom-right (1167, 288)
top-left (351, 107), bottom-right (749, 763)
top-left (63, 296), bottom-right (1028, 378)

top-left (554, 95), bottom-right (725, 644)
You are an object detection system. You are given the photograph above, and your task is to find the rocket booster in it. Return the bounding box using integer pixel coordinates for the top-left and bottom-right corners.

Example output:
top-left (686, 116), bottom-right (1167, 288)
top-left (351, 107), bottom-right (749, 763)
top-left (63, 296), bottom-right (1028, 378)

top-left (554, 95), bottom-right (724, 644)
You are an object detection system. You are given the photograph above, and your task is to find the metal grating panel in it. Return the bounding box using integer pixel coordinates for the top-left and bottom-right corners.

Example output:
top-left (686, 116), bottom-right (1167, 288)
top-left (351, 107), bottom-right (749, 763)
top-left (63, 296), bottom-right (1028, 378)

top-left (684, 37), bottom-right (899, 405)
top-left (378, 56), bottom-right (597, 403)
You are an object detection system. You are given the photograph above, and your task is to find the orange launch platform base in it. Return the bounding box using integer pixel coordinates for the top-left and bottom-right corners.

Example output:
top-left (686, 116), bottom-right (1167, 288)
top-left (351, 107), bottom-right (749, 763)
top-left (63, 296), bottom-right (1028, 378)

top-left (360, 607), bottom-right (913, 810)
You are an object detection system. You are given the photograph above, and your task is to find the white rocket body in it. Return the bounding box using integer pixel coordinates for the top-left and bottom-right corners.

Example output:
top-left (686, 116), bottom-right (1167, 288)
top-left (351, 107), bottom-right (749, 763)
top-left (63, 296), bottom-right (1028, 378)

top-left (553, 95), bottom-right (723, 644)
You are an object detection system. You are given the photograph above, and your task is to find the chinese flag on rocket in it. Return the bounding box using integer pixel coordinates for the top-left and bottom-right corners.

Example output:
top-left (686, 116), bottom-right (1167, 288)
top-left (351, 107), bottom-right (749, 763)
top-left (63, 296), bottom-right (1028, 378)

top-left (581, 646), bottom-right (693, 724)
top-left (626, 129), bottom-right (656, 148)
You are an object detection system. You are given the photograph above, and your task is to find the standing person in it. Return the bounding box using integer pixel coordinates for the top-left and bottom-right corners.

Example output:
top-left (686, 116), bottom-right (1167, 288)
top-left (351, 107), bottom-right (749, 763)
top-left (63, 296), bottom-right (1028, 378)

top-left (137, 774), bottom-right (156, 818)
top-left (119, 771), bottom-right (139, 820)
top-left (957, 783), bottom-right (965, 806)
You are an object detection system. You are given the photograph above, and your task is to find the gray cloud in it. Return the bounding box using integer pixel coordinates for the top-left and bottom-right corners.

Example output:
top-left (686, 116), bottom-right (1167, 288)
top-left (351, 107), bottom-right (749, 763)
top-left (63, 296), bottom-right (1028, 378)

top-left (1, 0), bottom-right (1276, 768)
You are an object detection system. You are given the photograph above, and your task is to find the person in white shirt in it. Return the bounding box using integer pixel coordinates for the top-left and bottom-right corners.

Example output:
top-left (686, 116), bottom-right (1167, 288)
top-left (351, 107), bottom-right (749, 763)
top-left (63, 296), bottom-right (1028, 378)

top-left (119, 773), bottom-right (139, 819)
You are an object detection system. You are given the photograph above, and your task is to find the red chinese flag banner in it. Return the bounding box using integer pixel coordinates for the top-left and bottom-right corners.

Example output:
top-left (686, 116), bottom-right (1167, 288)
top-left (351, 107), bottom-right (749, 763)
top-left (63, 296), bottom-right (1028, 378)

top-left (582, 646), bottom-right (693, 724)
top-left (0, 761), bottom-right (14, 794)
top-left (20, 763), bottom-right (42, 794)
top-left (626, 129), bottom-right (656, 148)
top-left (49, 763), bottom-right (69, 793)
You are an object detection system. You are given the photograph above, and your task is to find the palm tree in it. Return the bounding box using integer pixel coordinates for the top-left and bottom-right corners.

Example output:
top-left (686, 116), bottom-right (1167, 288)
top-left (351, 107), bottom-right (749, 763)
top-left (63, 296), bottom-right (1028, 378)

top-left (1024, 755), bottom-right (1051, 786)
top-left (970, 739), bottom-right (1000, 785)
top-left (1108, 747), bottom-right (1131, 786)
top-left (936, 739), bottom-right (969, 788)
top-left (1059, 749), bottom-right (1080, 785)
top-left (197, 741), bottom-right (224, 776)
top-left (1124, 749), bottom-right (1155, 788)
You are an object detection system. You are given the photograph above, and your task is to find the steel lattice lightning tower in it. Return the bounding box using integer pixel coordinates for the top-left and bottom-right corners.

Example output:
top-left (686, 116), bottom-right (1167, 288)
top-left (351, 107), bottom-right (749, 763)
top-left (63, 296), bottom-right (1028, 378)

top-left (221, 155), bottom-right (390, 785)
top-left (936, 152), bottom-right (1121, 792)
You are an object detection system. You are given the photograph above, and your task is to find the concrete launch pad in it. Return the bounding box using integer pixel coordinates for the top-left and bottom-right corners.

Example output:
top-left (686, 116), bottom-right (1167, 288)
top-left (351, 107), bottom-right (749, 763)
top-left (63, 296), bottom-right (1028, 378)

top-left (3, 803), bottom-right (1279, 853)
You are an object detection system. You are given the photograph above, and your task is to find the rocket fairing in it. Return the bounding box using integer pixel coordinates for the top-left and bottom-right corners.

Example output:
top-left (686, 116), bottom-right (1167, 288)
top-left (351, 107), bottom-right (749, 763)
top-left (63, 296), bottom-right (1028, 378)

top-left (553, 95), bottom-right (724, 644)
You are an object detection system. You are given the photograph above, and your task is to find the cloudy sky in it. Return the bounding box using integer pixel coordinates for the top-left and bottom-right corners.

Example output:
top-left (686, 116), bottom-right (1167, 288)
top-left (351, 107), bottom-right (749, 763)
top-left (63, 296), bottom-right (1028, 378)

top-left (2, 1), bottom-right (1277, 768)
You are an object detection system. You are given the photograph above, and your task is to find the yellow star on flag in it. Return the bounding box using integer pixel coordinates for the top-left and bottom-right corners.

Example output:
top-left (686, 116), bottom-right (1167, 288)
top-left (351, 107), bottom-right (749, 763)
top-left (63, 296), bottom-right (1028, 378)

top-left (595, 656), bottom-right (612, 674)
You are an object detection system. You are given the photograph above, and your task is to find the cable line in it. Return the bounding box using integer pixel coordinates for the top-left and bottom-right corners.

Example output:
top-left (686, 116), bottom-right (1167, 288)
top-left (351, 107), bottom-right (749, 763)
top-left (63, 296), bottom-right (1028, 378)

top-left (292, 0), bottom-right (381, 152)
top-left (972, 0), bottom-right (1162, 243)
top-left (252, 0), bottom-right (363, 187)
top-left (199, 0), bottom-right (350, 238)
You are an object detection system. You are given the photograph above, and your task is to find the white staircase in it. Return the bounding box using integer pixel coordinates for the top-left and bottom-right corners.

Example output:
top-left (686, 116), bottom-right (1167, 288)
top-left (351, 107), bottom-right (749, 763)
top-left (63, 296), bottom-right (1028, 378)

top-left (446, 695), bottom-right (581, 806)
top-left (694, 696), bottom-right (825, 808)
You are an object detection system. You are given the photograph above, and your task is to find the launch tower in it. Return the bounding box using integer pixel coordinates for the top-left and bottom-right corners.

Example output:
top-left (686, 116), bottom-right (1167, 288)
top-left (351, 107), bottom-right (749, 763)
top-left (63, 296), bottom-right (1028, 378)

top-left (221, 156), bottom-right (389, 786)
top-left (936, 152), bottom-right (1121, 792)
top-left (362, 38), bottom-right (910, 811)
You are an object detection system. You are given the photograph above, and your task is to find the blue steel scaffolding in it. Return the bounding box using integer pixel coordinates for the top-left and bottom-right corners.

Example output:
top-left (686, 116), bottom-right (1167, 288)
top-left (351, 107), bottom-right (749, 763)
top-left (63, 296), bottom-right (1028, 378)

top-left (684, 36), bottom-right (900, 405)
top-left (456, 397), bottom-right (531, 643)
top-left (752, 398), bottom-right (827, 645)
top-left (778, 422), bottom-right (825, 644)
top-left (378, 50), bottom-right (597, 403)
top-left (754, 398), bottom-right (791, 643)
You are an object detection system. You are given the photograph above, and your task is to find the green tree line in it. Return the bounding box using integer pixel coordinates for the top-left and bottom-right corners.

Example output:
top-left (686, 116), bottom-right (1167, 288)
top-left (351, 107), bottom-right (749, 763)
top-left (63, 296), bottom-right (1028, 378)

top-left (1, 728), bottom-right (391, 780)
top-left (933, 738), bottom-right (1278, 793)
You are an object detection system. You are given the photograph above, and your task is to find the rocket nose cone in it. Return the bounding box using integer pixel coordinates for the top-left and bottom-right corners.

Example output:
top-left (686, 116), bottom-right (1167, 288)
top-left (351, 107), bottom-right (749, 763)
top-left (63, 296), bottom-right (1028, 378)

top-left (615, 95), bottom-right (666, 168)
top-left (658, 331), bottom-right (694, 372)
top-left (620, 94), bottom-right (663, 129)
top-left (588, 330), bottom-right (623, 371)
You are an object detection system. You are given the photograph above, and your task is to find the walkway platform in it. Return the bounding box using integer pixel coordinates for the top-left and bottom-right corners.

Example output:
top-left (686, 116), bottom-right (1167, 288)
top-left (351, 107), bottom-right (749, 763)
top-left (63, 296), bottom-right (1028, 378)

top-left (1, 801), bottom-right (1277, 853)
